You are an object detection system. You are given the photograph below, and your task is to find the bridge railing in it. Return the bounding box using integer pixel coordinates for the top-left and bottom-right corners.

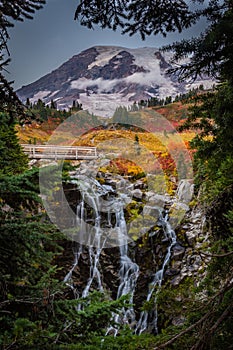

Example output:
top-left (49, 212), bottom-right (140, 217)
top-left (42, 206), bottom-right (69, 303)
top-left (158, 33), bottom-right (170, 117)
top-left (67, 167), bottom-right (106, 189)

top-left (21, 144), bottom-right (98, 160)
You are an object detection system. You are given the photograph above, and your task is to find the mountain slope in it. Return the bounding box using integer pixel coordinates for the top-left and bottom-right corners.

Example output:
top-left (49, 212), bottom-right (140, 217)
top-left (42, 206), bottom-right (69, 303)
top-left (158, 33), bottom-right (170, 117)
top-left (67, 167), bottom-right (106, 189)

top-left (17, 46), bottom-right (213, 117)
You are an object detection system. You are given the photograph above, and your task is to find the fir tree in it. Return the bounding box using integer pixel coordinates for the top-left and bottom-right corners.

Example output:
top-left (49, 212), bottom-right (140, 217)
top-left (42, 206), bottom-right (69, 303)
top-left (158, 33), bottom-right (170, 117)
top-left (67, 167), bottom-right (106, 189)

top-left (0, 1), bottom-right (45, 117)
top-left (0, 112), bottom-right (28, 175)
top-left (50, 99), bottom-right (57, 109)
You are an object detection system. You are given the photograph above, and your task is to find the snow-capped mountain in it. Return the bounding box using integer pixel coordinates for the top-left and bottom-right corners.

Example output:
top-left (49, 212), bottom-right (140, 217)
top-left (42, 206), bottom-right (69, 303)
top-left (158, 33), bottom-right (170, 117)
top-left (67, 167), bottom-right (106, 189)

top-left (17, 46), bottom-right (213, 117)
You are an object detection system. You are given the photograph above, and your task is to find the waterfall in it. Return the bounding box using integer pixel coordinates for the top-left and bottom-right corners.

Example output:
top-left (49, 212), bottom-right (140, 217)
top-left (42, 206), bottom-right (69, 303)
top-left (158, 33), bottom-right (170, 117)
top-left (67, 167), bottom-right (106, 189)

top-left (64, 173), bottom-right (178, 335)
top-left (63, 200), bottom-right (85, 291)
top-left (81, 191), bottom-right (105, 297)
top-left (64, 177), bottom-right (107, 298)
top-left (63, 247), bottom-right (80, 297)
top-left (65, 176), bottom-right (139, 324)
top-left (78, 178), bottom-right (109, 297)
top-left (106, 207), bottom-right (139, 336)
top-left (135, 210), bottom-right (177, 334)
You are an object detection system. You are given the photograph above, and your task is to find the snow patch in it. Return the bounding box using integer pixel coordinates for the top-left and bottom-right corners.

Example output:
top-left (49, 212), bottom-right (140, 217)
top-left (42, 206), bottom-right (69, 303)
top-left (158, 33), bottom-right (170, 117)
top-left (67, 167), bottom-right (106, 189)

top-left (49, 90), bottom-right (60, 98)
top-left (186, 79), bottom-right (214, 91)
top-left (18, 46), bottom-right (215, 119)
top-left (30, 90), bottom-right (51, 103)
top-left (88, 46), bottom-right (124, 69)
top-left (75, 92), bottom-right (135, 118)
top-left (74, 46), bottom-right (174, 93)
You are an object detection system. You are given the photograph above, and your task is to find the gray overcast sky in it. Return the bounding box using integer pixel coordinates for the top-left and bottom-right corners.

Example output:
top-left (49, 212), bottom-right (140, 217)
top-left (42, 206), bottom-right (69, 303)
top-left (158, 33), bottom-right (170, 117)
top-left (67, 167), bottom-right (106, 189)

top-left (6, 0), bottom-right (207, 90)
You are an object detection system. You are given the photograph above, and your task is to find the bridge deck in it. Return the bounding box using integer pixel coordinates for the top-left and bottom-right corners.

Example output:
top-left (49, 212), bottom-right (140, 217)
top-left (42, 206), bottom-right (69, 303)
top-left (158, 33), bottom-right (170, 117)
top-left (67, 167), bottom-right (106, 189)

top-left (21, 144), bottom-right (98, 160)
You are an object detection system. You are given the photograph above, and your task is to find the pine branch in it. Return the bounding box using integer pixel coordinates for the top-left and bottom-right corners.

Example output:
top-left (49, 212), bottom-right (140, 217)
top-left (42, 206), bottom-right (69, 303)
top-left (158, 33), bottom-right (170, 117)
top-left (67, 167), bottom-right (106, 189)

top-left (199, 250), bottom-right (233, 258)
top-left (210, 303), bottom-right (233, 333)
top-left (154, 310), bottom-right (213, 349)
top-left (154, 277), bottom-right (233, 349)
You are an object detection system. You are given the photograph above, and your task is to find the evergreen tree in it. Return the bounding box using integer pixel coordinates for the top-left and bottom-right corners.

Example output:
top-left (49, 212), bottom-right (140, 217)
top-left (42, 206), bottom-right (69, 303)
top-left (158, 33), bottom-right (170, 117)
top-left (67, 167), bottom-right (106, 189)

top-left (71, 100), bottom-right (83, 112)
top-left (164, 3), bottom-right (232, 83)
top-left (0, 112), bottom-right (28, 175)
top-left (138, 99), bottom-right (147, 108)
top-left (164, 96), bottom-right (172, 105)
top-left (25, 97), bottom-right (31, 108)
top-left (0, 1), bottom-right (45, 117)
top-left (74, 1), bottom-right (230, 88)
top-left (1, 1), bottom-right (233, 348)
top-left (148, 97), bottom-right (159, 107)
top-left (75, 0), bottom-right (202, 39)
top-left (50, 99), bottom-right (57, 109)
top-left (131, 101), bottom-right (139, 111)
top-left (74, 2), bottom-right (233, 348)
top-left (112, 106), bottom-right (129, 124)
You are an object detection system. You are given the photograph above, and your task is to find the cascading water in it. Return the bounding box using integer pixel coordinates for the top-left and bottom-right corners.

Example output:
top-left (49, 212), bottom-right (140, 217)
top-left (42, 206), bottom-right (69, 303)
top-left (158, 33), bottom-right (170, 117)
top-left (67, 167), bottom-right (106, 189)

top-left (135, 210), bottom-right (177, 335)
top-left (63, 247), bottom-right (80, 297)
top-left (80, 190), bottom-right (105, 298)
top-left (65, 175), bottom-right (139, 328)
top-left (63, 201), bottom-right (85, 293)
top-left (65, 177), bottom-right (108, 298)
top-left (106, 207), bottom-right (139, 336)
top-left (64, 173), bottom-right (178, 335)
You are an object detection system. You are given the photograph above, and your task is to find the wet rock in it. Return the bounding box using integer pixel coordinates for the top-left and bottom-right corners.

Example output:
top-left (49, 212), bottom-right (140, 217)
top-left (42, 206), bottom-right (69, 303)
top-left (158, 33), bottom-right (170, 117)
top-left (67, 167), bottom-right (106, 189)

top-left (170, 275), bottom-right (184, 286)
top-left (131, 188), bottom-right (143, 200)
top-left (154, 244), bottom-right (161, 255)
top-left (80, 167), bottom-right (93, 176)
top-left (172, 243), bottom-right (185, 261)
top-left (171, 261), bottom-right (182, 269)
top-left (144, 191), bottom-right (156, 201)
top-left (165, 268), bottom-right (180, 276)
top-left (189, 264), bottom-right (199, 272)
top-left (59, 167), bottom-right (212, 334)
top-left (99, 158), bottom-right (110, 167)
top-left (116, 179), bottom-right (134, 194)
top-left (134, 180), bottom-right (146, 190)
top-left (104, 177), bottom-right (119, 189)
top-left (145, 192), bottom-right (171, 207)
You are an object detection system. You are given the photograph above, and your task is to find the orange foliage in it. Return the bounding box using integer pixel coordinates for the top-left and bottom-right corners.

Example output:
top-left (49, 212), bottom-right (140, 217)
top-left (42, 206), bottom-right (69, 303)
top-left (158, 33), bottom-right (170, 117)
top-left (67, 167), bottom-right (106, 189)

top-left (103, 157), bottom-right (144, 177)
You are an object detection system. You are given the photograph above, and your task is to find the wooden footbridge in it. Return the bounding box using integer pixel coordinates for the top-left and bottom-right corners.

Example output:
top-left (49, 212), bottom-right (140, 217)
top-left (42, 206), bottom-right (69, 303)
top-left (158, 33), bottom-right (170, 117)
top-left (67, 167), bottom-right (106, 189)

top-left (21, 144), bottom-right (98, 160)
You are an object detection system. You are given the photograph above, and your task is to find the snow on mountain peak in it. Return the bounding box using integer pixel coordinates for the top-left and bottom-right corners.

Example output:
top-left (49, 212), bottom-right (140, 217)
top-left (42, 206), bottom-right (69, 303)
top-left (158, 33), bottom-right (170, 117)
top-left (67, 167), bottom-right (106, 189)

top-left (16, 45), bottom-right (214, 118)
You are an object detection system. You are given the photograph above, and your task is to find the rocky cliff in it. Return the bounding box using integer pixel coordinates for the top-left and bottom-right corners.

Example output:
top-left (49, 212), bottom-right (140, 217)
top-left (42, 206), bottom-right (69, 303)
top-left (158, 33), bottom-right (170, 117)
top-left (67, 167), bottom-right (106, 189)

top-left (49, 159), bottom-right (210, 334)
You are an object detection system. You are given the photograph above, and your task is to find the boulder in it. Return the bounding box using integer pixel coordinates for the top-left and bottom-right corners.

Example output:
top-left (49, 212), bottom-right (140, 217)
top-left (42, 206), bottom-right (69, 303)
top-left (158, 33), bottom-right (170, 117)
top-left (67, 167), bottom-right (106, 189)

top-left (143, 205), bottom-right (160, 219)
top-left (131, 188), bottom-right (143, 200)
top-left (146, 193), bottom-right (170, 208)
top-left (185, 231), bottom-right (197, 246)
top-left (168, 202), bottom-right (189, 228)
top-left (172, 243), bottom-right (185, 261)
top-left (176, 179), bottom-right (194, 204)
top-left (134, 180), bottom-right (146, 190)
